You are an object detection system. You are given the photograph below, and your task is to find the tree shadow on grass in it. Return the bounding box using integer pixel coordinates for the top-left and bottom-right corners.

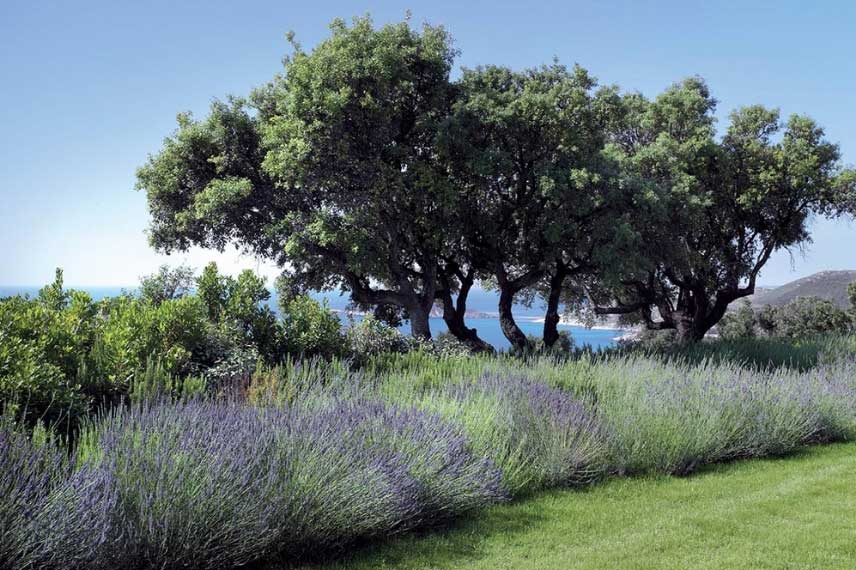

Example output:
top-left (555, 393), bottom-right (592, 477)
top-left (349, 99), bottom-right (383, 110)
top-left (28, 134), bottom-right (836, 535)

top-left (261, 502), bottom-right (549, 570)
top-left (607, 336), bottom-right (844, 372)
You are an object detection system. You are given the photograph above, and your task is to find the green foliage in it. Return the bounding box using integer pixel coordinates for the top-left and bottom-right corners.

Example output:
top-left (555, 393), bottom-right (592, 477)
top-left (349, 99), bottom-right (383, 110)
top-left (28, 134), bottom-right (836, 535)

top-left (37, 268), bottom-right (71, 311)
top-left (0, 266), bottom-right (283, 429)
top-left (138, 17), bottom-right (457, 340)
top-left (346, 316), bottom-right (414, 362)
top-left (759, 297), bottom-right (852, 339)
top-left (196, 262), bottom-right (230, 321)
top-left (422, 333), bottom-right (476, 358)
top-left (136, 15), bottom-right (856, 346)
top-left (200, 345), bottom-right (259, 392)
top-left (848, 281), bottom-right (856, 312)
top-left (247, 357), bottom-right (353, 407)
top-left (630, 329), bottom-right (679, 351)
top-left (0, 274), bottom-right (97, 427)
top-left (511, 332), bottom-right (576, 357)
top-left (718, 300), bottom-right (757, 340)
top-left (0, 322), bottom-right (85, 428)
top-left (129, 358), bottom-right (207, 402)
top-left (280, 296), bottom-right (345, 359)
top-left (98, 294), bottom-right (211, 381)
top-left (195, 262), bottom-right (282, 361)
top-left (617, 333), bottom-right (856, 371)
top-left (594, 80), bottom-right (856, 342)
top-left (138, 264), bottom-right (195, 306)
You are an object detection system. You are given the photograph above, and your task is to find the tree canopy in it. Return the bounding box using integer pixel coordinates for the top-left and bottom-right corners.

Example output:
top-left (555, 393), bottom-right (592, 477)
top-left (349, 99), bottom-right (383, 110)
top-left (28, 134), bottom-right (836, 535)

top-left (137, 15), bottom-right (856, 348)
top-left (592, 78), bottom-right (856, 341)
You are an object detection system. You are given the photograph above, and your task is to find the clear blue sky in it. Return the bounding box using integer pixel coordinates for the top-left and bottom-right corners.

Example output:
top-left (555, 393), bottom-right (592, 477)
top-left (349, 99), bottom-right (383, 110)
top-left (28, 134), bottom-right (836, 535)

top-left (1, 0), bottom-right (854, 287)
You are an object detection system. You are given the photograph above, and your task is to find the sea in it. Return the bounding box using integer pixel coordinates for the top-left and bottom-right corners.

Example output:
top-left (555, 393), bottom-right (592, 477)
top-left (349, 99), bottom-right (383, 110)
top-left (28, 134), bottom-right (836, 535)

top-left (0, 285), bottom-right (621, 351)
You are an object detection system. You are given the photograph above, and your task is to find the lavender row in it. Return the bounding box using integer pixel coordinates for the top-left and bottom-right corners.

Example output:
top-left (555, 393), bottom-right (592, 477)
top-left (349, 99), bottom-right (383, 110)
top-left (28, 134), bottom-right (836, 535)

top-left (2, 355), bottom-right (856, 569)
top-left (2, 398), bottom-right (504, 569)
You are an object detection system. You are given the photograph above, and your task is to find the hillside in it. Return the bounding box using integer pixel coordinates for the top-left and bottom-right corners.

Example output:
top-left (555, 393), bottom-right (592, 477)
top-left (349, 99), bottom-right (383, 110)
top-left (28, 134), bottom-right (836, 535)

top-left (749, 270), bottom-right (856, 308)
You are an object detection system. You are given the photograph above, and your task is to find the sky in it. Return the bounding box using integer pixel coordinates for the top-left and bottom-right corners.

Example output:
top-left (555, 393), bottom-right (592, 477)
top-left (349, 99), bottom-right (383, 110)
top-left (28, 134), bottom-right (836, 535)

top-left (1, 0), bottom-right (855, 287)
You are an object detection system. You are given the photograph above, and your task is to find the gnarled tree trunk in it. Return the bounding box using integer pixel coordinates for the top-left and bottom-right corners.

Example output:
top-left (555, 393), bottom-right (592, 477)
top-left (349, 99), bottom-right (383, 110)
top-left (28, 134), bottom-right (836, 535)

top-left (496, 265), bottom-right (544, 352)
top-left (407, 303), bottom-right (433, 340)
top-left (595, 272), bottom-right (755, 344)
top-left (542, 261), bottom-right (569, 347)
top-left (436, 268), bottom-right (494, 352)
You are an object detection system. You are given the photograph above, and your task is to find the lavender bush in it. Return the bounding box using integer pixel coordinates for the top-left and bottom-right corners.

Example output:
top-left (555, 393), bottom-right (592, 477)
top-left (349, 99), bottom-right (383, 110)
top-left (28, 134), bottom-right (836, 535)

top-left (398, 375), bottom-right (608, 496)
top-left (19, 397), bottom-right (502, 569)
top-left (2, 346), bottom-right (856, 569)
top-left (592, 357), bottom-right (856, 474)
top-left (0, 417), bottom-right (68, 569)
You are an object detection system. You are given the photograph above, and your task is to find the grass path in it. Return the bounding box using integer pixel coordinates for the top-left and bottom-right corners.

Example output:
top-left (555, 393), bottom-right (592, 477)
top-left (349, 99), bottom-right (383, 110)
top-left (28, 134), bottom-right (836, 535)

top-left (302, 443), bottom-right (856, 570)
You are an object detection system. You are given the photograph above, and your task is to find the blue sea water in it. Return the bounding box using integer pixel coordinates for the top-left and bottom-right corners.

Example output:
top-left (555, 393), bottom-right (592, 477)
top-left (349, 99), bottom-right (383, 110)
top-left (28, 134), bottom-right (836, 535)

top-left (404, 317), bottom-right (619, 351)
top-left (0, 286), bottom-right (620, 351)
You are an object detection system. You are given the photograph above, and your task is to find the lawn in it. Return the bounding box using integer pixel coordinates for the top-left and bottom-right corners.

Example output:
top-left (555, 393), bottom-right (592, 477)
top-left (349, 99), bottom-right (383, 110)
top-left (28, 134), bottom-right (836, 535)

top-left (304, 442), bottom-right (856, 570)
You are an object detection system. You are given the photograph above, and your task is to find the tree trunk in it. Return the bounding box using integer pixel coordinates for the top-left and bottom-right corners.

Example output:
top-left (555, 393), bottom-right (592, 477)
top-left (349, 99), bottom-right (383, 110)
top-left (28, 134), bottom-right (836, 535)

top-left (672, 300), bottom-right (722, 343)
top-left (408, 303), bottom-right (432, 341)
top-left (438, 288), bottom-right (494, 352)
top-left (494, 265), bottom-right (543, 352)
top-left (543, 264), bottom-right (567, 348)
top-left (498, 286), bottom-right (529, 351)
top-left (673, 311), bottom-right (697, 343)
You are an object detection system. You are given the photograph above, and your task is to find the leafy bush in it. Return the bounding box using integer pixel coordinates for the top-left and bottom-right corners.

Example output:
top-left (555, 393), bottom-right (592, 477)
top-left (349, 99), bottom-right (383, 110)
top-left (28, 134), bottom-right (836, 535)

top-left (761, 296), bottom-right (853, 339)
top-left (346, 315), bottom-right (414, 361)
top-left (196, 263), bottom-right (282, 361)
top-left (511, 331), bottom-right (575, 357)
top-left (128, 358), bottom-right (207, 402)
top-left (422, 333), bottom-right (475, 358)
top-left (719, 299), bottom-right (757, 340)
top-left (98, 295), bottom-right (212, 381)
top-left (0, 272), bottom-right (98, 427)
top-left (280, 296), bottom-right (345, 358)
top-left (626, 329), bottom-right (678, 350)
top-left (199, 345), bottom-right (259, 393)
top-left (138, 265), bottom-right (195, 306)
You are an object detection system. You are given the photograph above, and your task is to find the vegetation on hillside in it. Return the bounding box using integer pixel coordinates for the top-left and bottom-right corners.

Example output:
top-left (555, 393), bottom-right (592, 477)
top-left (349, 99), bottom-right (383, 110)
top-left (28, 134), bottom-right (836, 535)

top-left (749, 270), bottom-right (856, 309)
top-left (719, 293), bottom-right (855, 341)
top-left (0, 266), bottom-right (354, 432)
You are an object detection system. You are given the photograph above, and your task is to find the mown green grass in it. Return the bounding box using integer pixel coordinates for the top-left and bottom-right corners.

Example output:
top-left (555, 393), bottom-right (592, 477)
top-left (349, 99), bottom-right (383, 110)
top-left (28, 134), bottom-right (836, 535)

top-left (301, 442), bottom-right (856, 570)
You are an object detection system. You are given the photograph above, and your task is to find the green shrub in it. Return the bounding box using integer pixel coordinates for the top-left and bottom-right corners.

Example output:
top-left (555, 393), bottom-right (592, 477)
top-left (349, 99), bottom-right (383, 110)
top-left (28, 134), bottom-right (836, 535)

top-left (201, 345), bottom-right (260, 392)
top-left (0, 328), bottom-right (86, 428)
top-left (346, 315), bottom-right (414, 361)
top-left (719, 299), bottom-right (757, 340)
top-left (281, 296), bottom-right (345, 358)
top-left (138, 264), bottom-right (195, 306)
top-left (761, 297), bottom-right (852, 339)
top-left (196, 263), bottom-right (282, 361)
top-left (129, 358), bottom-right (207, 402)
top-left (509, 331), bottom-right (575, 357)
top-left (99, 295), bottom-right (212, 382)
top-left (0, 272), bottom-right (98, 427)
top-left (421, 333), bottom-right (475, 358)
top-left (630, 329), bottom-right (678, 350)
